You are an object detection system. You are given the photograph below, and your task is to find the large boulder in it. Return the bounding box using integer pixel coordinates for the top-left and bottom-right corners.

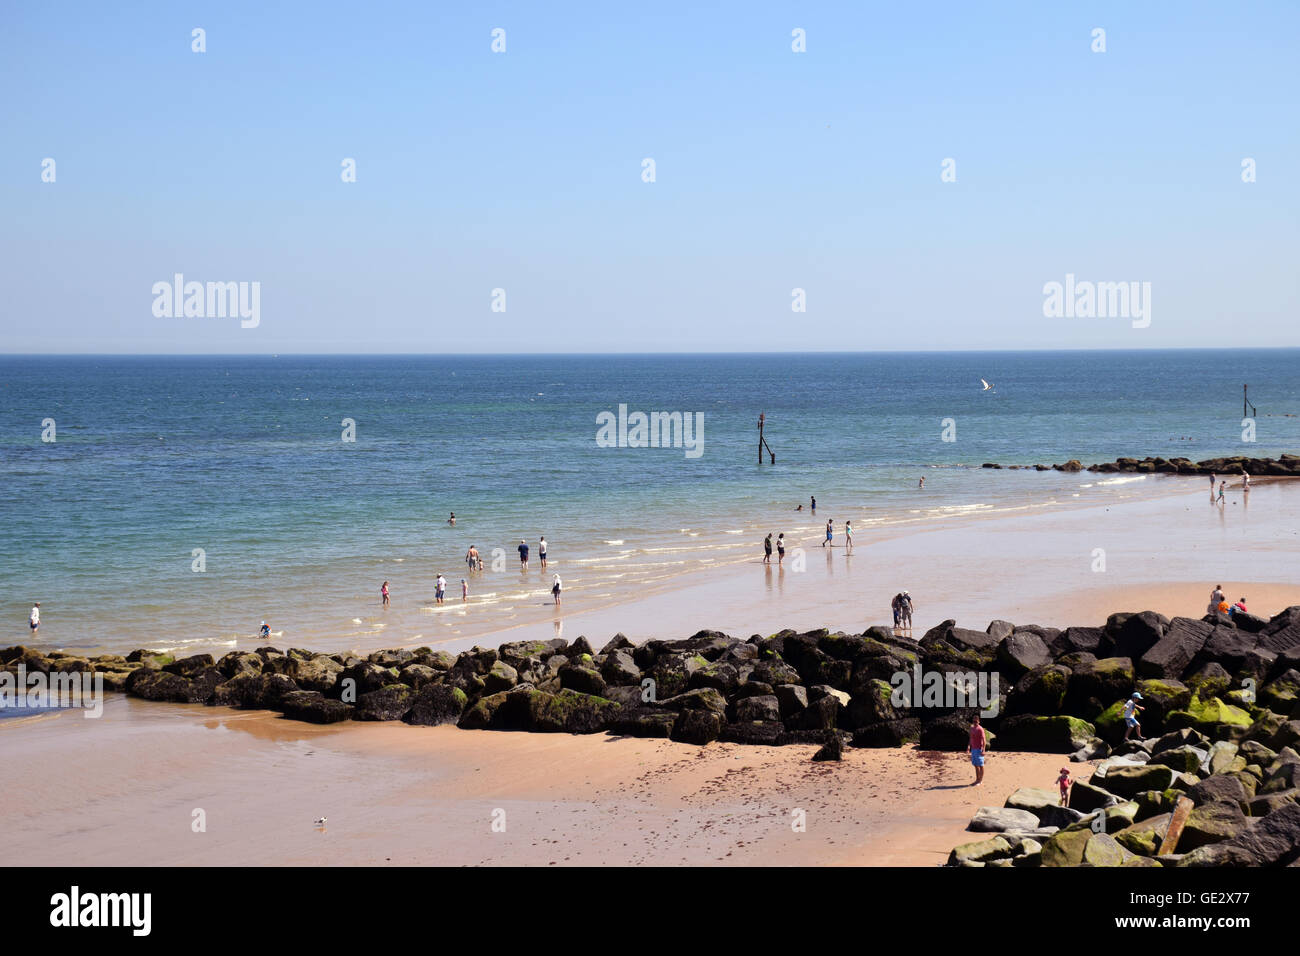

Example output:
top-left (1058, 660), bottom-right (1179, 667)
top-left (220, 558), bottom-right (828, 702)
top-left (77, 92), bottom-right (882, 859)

top-left (1179, 801), bottom-right (1249, 851)
top-left (1109, 612), bottom-right (1169, 661)
top-left (735, 695), bottom-right (781, 723)
top-left (719, 720), bottom-right (785, 745)
top-left (851, 718), bottom-right (922, 748)
top-left (1138, 618), bottom-right (1211, 680)
top-left (670, 708), bottom-right (722, 745)
top-left (354, 684), bottom-right (415, 721)
top-left (404, 684), bottom-right (468, 725)
top-left (969, 807), bottom-right (1041, 833)
top-left (1008, 665), bottom-right (1071, 716)
top-left (279, 690), bottom-right (353, 724)
top-left (997, 715), bottom-right (1097, 753)
top-left (996, 632), bottom-right (1051, 679)
top-left (1097, 764), bottom-right (1177, 798)
top-left (288, 655), bottom-right (343, 693)
top-left (1065, 657), bottom-right (1136, 719)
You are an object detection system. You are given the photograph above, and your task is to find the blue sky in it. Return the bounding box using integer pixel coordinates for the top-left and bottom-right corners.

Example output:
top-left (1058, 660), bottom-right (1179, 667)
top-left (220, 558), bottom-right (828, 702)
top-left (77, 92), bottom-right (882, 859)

top-left (2, 1), bottom-right (1297, 352)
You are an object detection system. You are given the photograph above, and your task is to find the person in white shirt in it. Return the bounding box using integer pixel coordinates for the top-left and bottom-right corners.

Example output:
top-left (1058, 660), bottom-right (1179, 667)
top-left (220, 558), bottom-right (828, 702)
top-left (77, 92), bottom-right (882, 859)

top-left (435, 574), bottom-right (447, 605)
top-left (29, 603), bottom-right (40, 633)
top-left (539, 536), bottom-right (548, 569)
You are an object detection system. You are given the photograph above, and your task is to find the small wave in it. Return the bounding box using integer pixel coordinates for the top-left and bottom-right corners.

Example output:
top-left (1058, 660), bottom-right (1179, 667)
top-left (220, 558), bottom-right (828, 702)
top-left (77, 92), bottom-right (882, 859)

top-left (1097, 476), bottom-right (1147, 486)
top-left (603, 540), bottom-right (624, 545)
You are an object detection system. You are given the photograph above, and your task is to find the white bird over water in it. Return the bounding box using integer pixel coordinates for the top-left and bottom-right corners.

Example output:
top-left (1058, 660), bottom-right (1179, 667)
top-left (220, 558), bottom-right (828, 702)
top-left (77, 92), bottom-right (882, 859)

top-left (980, 378), bottom-right (994, 391)
top-left (314, 817), bottom-right (327, 827)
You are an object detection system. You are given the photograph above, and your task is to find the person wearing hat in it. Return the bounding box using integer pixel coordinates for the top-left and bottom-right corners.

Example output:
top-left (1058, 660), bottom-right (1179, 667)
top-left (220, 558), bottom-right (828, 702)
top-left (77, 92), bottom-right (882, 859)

top-left (29, 602), bottom-right (40, 634)
top-left (1122, 691), bottom-right (1144, 740)
top-left (518, 538), bottom-right (530, 570)
top-left (1056, 766), bottom-right (1074, 806)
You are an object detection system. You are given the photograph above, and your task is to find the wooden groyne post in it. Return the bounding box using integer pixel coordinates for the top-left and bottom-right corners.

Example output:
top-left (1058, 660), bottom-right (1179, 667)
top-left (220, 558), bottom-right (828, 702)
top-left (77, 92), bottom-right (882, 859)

top-left (757, 413), bottom-right (775, 464)
top-left (1243, 384), bottom-right (1256, 418)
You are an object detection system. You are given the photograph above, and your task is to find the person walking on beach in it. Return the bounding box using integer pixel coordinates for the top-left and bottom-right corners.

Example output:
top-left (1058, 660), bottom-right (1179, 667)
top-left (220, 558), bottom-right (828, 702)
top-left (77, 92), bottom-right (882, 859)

top-left (1208, 472), bottom-right (1216, 496)
top-left (1217, 480), bottom-right (1226, 504)
top-left (823, 519), bottom-right (833, 547)
top-left (1122, 692), bottom-right (1144, 740)
top-left (461, 579), bottom-right (468, 602)
top-left (518, 539), bottom-right (530, 570)
top-left (552, 574), bottom-right (562, 606)
top-left (381, 581), bottom-right (390, 607)
top-left (811, 495), bottom-right (816, 514)
top-left (967, 714), bottom-right (988, 786)
top-left (777, 533), bottom-right (786, 565)
top-left (1057, 767), bottom-right (1073, 807)
top-left (539, 536), bottom-right (548, 569)
top-left (891, 593), bottom-right (902, 628)
top-left (466, 545), bottom-right (482, 571)
top-left (844, 521), bottom-right (853, 554)
top-left (1209, 584), bottom-right (1225, 614)
top-left (29, 602), bottom-right (40, 634)
top-left (1242, 470), bottom-right (1251, 493)
top-left (900, 591), bottom-right (914, 630)
top-left (435, 574), bottom-right (447, 605)
top-left (763, 533), bottom-right (773, 564)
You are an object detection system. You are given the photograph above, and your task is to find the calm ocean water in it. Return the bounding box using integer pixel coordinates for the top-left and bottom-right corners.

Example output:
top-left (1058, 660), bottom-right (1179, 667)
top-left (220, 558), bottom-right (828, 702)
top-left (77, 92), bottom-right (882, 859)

top-left (3, 350), bottom-right (1298, 656)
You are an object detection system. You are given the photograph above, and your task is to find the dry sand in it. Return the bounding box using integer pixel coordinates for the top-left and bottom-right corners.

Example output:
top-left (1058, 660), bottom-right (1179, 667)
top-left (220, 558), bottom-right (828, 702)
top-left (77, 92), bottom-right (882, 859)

top-left (2, 696), bottom-right (1082, 867)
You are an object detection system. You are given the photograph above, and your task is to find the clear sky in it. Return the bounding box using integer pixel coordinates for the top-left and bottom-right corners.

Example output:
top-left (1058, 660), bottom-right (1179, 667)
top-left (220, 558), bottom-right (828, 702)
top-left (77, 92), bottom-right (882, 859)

top-left (3, 1), bottom-right (1297, 353)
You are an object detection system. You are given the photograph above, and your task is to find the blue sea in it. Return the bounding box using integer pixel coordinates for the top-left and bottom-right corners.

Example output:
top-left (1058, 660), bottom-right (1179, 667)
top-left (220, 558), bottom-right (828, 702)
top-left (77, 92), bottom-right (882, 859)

top-left (3, 350), bottom-right (1298, 657)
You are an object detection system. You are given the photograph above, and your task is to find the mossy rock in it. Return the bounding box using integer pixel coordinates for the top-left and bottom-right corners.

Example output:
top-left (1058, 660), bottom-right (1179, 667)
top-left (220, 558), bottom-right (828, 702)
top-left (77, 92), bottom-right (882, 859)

top-left (1115, 812), bottom-right (1171, 855)
top-left (1167, 696), bottom-right (1253, 736)
top-left (948, 836), bottom-right (1013, 866)
top-left (996, 715), bottom-right (1096, 753)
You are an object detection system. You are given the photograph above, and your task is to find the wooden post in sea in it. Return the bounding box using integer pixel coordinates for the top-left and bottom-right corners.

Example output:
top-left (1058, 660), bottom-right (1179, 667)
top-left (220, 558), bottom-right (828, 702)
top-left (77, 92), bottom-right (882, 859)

top-left (1243, 384), bottom-right (1256, 418)
top-left (757, 413), bottom-right (775, 464)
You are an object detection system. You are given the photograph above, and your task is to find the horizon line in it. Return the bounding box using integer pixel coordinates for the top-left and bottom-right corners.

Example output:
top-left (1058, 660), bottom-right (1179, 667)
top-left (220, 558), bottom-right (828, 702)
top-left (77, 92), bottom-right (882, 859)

top-left (5, 345), bottom-right (1300, 358)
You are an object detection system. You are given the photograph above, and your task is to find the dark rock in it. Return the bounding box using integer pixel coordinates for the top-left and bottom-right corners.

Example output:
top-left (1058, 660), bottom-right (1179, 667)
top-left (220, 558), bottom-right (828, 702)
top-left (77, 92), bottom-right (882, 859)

top-left (289, 655), bottom-right (344, 692)
top-left (163, 654), bottom-right (216, 678)
top-left (720, 721), bottom-right (785, 745)
top-left (279, 690), bottom-right (353, 724)
top-left (671, 708), bottom-right (722, 745)
top-left (997, 632), bottom-right (1051, 679)
top-left (1138, 618), bottom-right (1211, 680)
top-left (812, 735), bottom-right (844, 762)
top-left (354, 684), bottom-right (415, 721)
top-left (404, 684), bottom-right (468, 725)
top-left (852, 718), bottom-right (922, 748)
top-left (1109, 612), bottom-right (1169, 661)
top-left (735, 695), bottom-right (781, 723)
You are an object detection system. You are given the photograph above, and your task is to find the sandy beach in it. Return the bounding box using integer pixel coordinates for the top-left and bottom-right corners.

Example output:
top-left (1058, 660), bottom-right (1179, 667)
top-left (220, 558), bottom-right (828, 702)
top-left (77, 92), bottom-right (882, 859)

top-left (3, 695), bottom-right (1081, 867)
top-left (4, 479), bottom-right (1295, 867)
